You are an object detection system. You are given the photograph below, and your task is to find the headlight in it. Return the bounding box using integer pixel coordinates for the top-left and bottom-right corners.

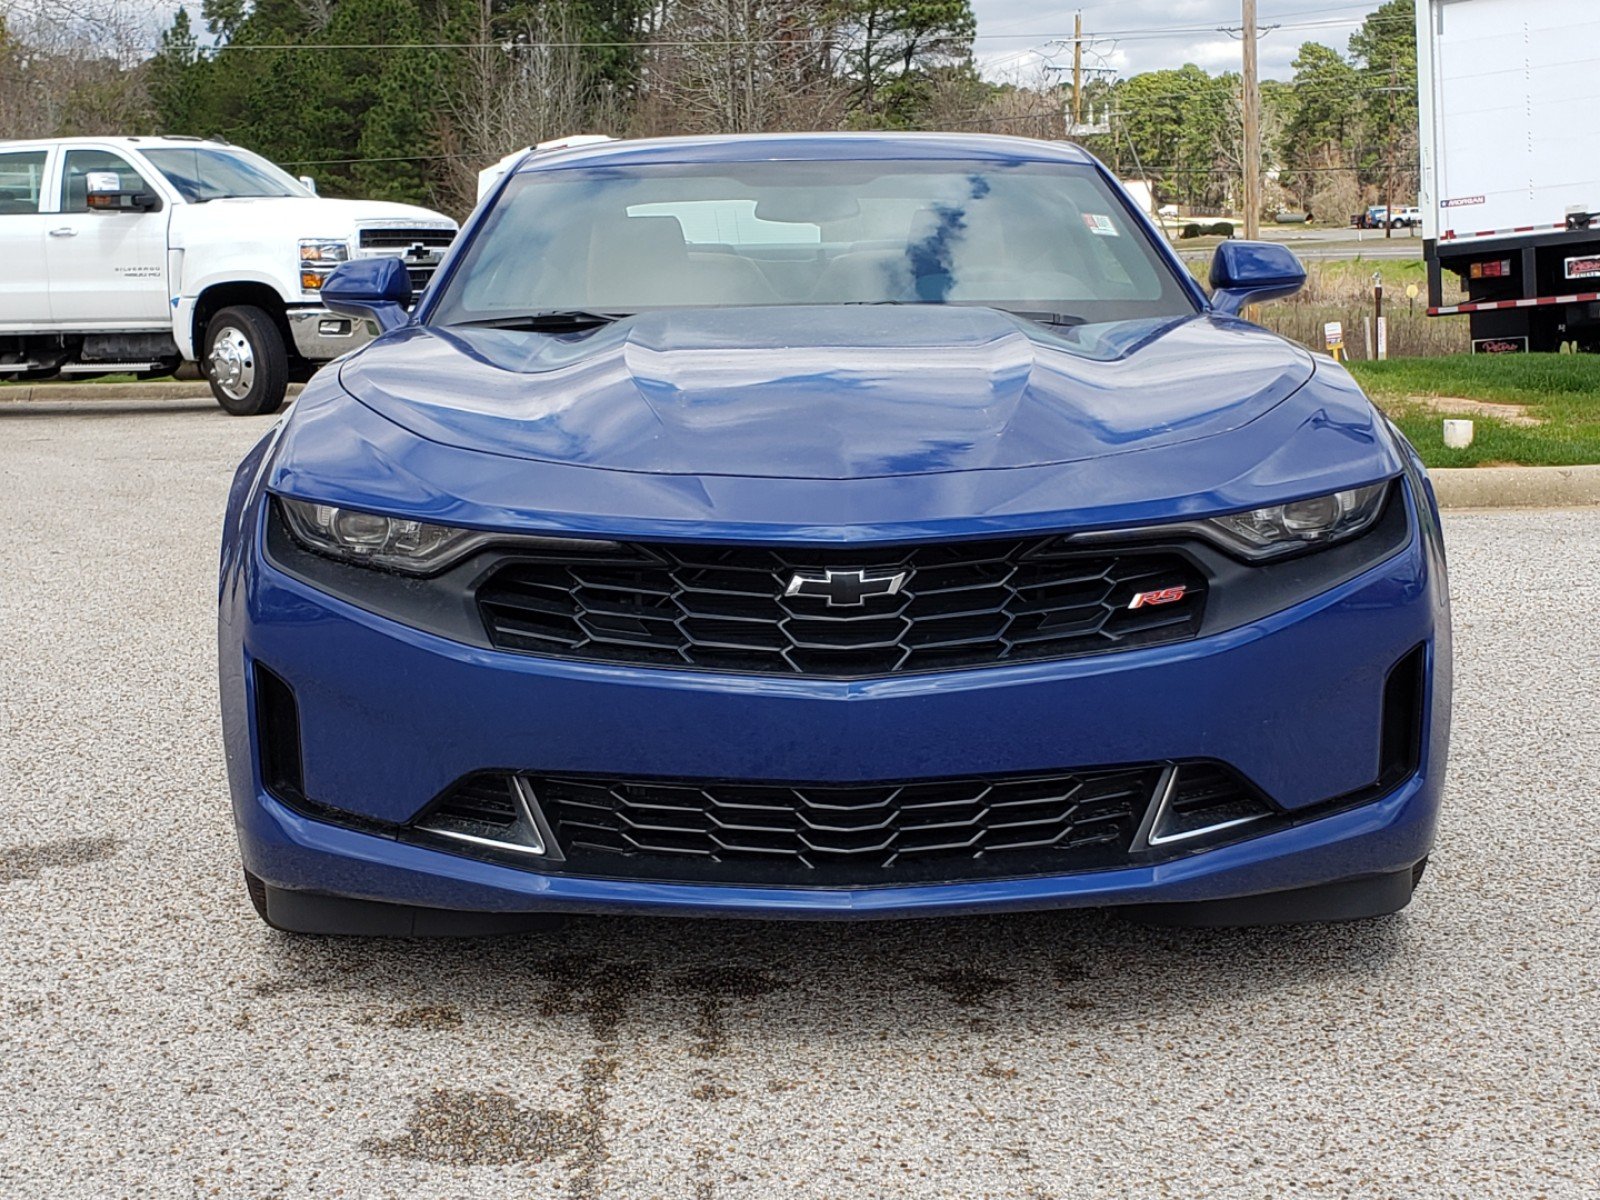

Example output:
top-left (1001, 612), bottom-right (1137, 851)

top-left (279, 498), bottom-right (476, 574)
top-left (298, 239), bottom-right (350, 291)
top-left (277, 498), bottom-right (623, 575)
top-left (1202, 482), bottom-right (1390, 560)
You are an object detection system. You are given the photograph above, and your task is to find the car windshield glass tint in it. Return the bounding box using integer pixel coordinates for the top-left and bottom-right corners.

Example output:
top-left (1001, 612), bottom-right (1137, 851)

top-left (142, 147), bottom-right (305, 202)
top-left (429, 160), bottom-right (1197, 326)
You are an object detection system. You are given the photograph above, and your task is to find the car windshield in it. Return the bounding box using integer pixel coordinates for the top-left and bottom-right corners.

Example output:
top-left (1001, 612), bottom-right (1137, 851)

top-left (142, 146), bottom-right (308, 202)
top-left (428, 159), bottom-right (1196, 326)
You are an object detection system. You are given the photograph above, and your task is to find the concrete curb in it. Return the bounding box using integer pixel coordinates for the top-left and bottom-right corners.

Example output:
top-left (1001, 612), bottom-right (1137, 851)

top-left (1431, 465), bottom-right (1600, 509)
top-left (0, 381), bottom-right (304, 402)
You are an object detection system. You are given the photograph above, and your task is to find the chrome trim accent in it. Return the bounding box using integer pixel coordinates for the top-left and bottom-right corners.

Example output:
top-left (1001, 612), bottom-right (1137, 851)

top-left (287, 308), bottom-right (374, 361)
top-left (783, 567), bottom-right (909, 607)
top-left (1129, 764), bottom-right (1178, 853)
top-left (416, 777), bottom-right (566, 863)
top-left (1132, 764), bottom-right (1271, 850)
top-left (426, 825), bottom-right (547, 856)
top-left (512, 776), bottom-right (566, 865)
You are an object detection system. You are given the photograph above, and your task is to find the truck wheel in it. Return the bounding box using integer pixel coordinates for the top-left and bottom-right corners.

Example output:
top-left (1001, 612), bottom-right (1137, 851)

top-left (204, 306), bottom-right (289, 416)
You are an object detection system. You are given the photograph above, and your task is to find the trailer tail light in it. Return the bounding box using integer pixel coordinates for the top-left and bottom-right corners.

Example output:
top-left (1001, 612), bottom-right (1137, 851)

top-left (1469, 259), bottom-right (1513, 280)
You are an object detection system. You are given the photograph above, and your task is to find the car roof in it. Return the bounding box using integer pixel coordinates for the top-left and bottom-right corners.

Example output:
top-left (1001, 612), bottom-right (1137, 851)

top-left (0, 136), bottom-right (233, 152)
top-left (514, 132), bottom-right (1098, 174)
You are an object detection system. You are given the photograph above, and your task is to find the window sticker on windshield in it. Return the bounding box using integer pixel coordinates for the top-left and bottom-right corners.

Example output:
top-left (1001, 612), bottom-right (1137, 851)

top-left (1083, 213), bottom-right (1119, 237)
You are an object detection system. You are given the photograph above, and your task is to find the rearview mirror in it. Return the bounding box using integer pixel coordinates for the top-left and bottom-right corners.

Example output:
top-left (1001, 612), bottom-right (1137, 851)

top-left (1209, 241), bottom-right (1306, 316)
top-left (321, 257), bottom-right (414, 333)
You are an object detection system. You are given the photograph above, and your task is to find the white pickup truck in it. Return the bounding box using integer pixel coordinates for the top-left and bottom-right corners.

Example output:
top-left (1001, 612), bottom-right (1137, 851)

top-left (0, 136), bottom-right (457, 413)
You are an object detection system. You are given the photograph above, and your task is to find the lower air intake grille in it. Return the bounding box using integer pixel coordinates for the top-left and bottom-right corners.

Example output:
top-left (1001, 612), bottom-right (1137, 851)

top-left (478, 537), bottom-right (1206, 678)
top-left (538, 768), bottom-right (1159, 883)
top-left (413, 762), bottom-right (1277, 886)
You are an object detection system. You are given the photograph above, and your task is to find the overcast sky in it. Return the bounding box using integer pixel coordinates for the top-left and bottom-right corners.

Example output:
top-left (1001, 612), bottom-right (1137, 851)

top-left (971, 0), bottom-right (1383, 84)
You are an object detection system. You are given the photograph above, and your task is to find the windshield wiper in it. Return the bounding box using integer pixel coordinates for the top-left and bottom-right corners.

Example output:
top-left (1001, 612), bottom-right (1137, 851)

top-left (456, 310), bottom-right (631, 332)
top-left (999, 309), bottom-right (1088, 329)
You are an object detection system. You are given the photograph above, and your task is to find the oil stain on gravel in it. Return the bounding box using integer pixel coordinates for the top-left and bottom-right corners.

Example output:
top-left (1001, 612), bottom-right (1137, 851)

top-left (362, 1088), bottom-right (585, 1167)
top-left (670, 966), bottom-right (790, 1058)
top-left (527, 954), bottom-right (655, 1200)
top-left (384, 1004), bottom-right (464, 1030)
top-left (922, 967), bottom-right (1015, 1008)
top-left (0, 835), bottom-right (119, 885)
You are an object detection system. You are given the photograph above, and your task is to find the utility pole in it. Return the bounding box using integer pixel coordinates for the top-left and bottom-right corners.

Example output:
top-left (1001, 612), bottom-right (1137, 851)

top-left (1385, 65), bottom-right (1397, 239)
top-left (1241, 0), bottom-right (1262, 240)
top-left (1073, 11), bottom-right (1084, 129)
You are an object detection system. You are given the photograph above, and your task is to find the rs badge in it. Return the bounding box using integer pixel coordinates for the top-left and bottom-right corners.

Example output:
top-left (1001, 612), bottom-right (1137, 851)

top-left (1128, 585), bottom-right (1188, 610)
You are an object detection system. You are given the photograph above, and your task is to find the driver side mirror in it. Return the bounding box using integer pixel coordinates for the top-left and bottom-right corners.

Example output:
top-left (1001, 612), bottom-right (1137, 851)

top-left (1209, 241), bottom-right (1306, 316)
top-left (86, 170), bottom-right (161, 213)
top-left (321, 257), bottom-right (414, 333)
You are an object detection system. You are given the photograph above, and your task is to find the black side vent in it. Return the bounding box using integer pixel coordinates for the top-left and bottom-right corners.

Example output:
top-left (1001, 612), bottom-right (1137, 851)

top-left (254, 663), bottom-right (304, 803)
top-left (1141, 762), bottom-right (1276, 848)
top-left (430, 775), bottom-right (520, 828)
top-left (413, 775), bottom-right (562, 862)
top-left (1379, 643), bottom-right (1428, 787)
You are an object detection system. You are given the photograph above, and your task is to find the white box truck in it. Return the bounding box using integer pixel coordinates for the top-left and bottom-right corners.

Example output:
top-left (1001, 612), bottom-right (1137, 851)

top-left (1418, 0), bottom-right (1600, 351)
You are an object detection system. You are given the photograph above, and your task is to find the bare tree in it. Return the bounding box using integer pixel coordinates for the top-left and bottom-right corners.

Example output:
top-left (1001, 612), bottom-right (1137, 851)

top-left (433, 0), bottom-right (622, 214)
top-left (921, 62), bottom-right (1065, 140)
top-left (0, 0), bottom-right (161, 137)
top-left (636, 0), bottom-right (847, 136)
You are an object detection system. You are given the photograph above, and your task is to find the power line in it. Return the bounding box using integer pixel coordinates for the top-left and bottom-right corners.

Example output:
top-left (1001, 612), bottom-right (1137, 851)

top-left (41, 5), bottom-right (1416, 58)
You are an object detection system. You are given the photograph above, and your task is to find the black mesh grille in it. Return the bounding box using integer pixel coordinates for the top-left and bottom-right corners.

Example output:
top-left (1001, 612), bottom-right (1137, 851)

top-left (358, 227), bottom-right (455, 249)
top-left (478, 537), bottom-right (1206, 677)
top-left (431, 775), bottom-right (518, 827)
top-left (531, 766), bottom-right (1166, 884)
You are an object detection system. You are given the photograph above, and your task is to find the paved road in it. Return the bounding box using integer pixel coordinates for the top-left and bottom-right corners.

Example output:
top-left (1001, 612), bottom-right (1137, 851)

top-left (2, 400), bottom-right (1596, 1199)
top-left (1176, 226), bottom-right (1425, 263)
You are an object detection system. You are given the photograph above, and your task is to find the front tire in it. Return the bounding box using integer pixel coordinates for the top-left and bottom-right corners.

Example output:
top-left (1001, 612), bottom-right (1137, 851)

top-left (204, 305), bottom-right (289, 416)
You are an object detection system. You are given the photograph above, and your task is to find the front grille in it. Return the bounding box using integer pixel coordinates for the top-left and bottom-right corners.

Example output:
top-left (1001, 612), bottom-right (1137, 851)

top-left (478, 537), bottom-right (1206, 677)
top-left (355, 227), bottom-right (455, 294)
top-left (413, 762), bottom-right (1276, 886)
top-left (357, 227), bottom-right (455, 250)
top-left (507, 767), bottom-right (1162, 885)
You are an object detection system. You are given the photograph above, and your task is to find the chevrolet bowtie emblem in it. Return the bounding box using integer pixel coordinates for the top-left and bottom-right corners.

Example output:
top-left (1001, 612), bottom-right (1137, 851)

top-left (784, 568), bottom-right (908, 607)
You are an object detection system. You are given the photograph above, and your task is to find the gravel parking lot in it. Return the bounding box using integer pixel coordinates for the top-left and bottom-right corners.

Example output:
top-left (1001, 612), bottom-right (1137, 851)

top-left (2, 398), bottom-right (1596, 1199)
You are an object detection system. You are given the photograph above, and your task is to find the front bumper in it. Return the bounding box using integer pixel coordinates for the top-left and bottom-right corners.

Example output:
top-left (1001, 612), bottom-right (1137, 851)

top-left (220, 481), bottom-right (1450, 920)
top-left (286, 307), bottom-right (373, 361)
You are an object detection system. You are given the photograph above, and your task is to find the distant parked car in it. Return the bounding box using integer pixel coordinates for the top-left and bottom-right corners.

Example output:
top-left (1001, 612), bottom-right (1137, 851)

top-left (1353, 205), bottom-right (1420, 230)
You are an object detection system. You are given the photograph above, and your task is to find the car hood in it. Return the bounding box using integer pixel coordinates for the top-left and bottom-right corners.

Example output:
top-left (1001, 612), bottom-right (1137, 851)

top-left (171, 196), bottom-right (454, 240)
top-left (337, 307), bottom-right (1314, 481)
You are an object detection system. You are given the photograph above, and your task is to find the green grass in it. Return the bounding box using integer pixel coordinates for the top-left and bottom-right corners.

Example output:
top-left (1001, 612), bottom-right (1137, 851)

top-left (1350, 354), bottom-right (1600, 467)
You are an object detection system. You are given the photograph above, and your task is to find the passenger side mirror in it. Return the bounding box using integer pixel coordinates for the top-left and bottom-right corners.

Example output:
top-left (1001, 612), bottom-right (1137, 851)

top-left (321, 257), bottom-right (414, 333)
top-left (298, 175), bottom-right (318, 195)
top-left (85, 171), bottom-right (161, 213)
top-left (1209, 241), bottom-right (1306, 316)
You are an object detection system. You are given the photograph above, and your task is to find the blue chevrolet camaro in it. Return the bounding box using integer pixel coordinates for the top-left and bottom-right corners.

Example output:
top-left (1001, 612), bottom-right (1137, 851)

top-left (218, 133), bottom-right (1451, 935)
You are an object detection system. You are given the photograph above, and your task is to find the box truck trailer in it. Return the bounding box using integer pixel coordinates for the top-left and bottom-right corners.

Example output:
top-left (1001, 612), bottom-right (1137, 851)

top-left (1418, 0), bottom-right (1600, 351)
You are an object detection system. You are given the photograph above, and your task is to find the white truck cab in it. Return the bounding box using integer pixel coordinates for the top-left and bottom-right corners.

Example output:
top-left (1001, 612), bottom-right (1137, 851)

top-left (0, 135), bottom-right (457, 413)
